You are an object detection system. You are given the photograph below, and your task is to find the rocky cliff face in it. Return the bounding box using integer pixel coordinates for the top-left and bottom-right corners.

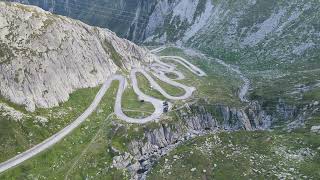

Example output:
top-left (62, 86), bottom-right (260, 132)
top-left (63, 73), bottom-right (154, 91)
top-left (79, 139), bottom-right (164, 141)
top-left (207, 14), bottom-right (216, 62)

top-left (9, 0), bottom-right (159, 42)
top-left (143, 0), bottom-right (319, 53)
top-left (111, 100), bottom-right (274, 179)
top-left (9, 0), bottom-right (320, 59)
top-left (142, 0), bottom-right (320, 132)
top-left (144, 0), bottom-right (320, 75)
top-left (111, 98), bottom-right (319, 179)
top-left (7, 0), bottom-right (223, 43)
top-left (9, 1), bottom-right (319, 70)
top-left (0, 2), bottom-right (156, 111)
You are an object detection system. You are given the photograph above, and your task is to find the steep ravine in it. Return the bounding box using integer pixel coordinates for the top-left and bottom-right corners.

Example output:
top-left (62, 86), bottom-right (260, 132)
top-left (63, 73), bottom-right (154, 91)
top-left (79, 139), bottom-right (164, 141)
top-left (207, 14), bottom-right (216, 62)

top-left (110, 46), bottom-right (319, 179)
top-left (111, 96), bottom-right (320, 179)
top-left (110, 100), bottom-right (271, 179)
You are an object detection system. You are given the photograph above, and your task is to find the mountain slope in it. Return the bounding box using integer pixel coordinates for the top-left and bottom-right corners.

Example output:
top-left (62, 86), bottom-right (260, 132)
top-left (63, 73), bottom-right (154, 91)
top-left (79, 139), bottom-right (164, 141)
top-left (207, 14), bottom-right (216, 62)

top-left (10, 0), bottom-right (319, 129)
top-left (146, 0), bottom-right (319, 66)
top-left (0, 2), bottom-right (156, 112)
top-left (0, 1), bottom-right (319, 179)
top-left (9, 0), bottom-right (158, 42)
top-left (145, 0), bottom-right (320, 126)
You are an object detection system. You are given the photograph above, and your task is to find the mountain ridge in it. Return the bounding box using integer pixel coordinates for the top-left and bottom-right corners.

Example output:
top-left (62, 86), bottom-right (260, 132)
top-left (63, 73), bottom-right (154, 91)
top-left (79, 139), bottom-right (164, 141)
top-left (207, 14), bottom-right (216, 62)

top-left (0, 2), bottom-right (157, 112)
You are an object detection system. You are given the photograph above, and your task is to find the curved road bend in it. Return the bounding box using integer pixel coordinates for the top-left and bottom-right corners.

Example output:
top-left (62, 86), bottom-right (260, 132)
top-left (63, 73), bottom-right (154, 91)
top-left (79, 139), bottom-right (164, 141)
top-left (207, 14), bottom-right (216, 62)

top-left (0, 75), bottom-right (121, 174)
top-left (113, 74), bottom-right (164, 124)
top-left (150, 46), bottom-right (166, 53)
top-left (131, 68), bottom-right (195, 100)
top-left (150, 63), bottom-right (185, 80)
top-left (0, 50), bottom-right (206, 174)
top-left (160, 56), bottom-right (207, 77)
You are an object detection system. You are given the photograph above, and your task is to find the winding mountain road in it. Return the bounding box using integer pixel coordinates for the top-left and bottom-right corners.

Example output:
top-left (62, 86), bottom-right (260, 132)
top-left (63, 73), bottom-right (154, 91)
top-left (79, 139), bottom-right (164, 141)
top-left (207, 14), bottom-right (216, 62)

top-left (160, 56), bottom-right (207, 77)
top-left (0, 48), bottom-right (206, 174)
top-left (114, 72), bottom-right (164, 124)
top-left (150, 46), bottom-right (166, 53)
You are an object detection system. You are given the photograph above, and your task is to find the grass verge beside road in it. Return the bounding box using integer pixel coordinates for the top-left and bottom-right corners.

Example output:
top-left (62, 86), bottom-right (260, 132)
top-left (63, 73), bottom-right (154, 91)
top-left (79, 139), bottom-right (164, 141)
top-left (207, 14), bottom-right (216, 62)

top-left (0, 81), bottom-right (129, 179)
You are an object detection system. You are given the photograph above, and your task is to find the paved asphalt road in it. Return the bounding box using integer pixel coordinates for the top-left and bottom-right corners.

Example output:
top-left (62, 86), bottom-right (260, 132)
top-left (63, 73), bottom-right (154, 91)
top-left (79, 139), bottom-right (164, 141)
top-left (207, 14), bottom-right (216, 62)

top-left (0, 75), bottom-right (121, 173)
top-left (0, 48), bottom-right (206, 174)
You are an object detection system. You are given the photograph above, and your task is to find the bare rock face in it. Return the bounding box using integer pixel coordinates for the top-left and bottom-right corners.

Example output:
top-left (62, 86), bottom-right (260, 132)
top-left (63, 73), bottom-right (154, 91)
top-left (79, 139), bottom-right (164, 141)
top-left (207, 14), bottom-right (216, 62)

top-left (109, 102), bottom-right (274, 179)
top-left (311, 126), bottom-right (320, 134)
top-left (0, 2), bottom-right (156, 111)
top-left (0, 103), bottom-right (25, 121)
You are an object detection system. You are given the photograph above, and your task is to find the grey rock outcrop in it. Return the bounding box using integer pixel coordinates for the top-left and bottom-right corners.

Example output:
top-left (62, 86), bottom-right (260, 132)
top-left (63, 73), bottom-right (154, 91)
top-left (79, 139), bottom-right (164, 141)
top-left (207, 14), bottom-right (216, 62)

top-left (0, 103), bottom-right (26, 121)
top-left (10, 0), bottom-right (159, 42)
top-left (0, 2), bottom-right (157, 111)
top-left (247, 101), bottom-right (272, 129)
top-left (112, 97), bottom-right (318, 179)
top-left (112, 100), bottom-right (274, 179)
top-left (311, 126), bottom-right (320, 134)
